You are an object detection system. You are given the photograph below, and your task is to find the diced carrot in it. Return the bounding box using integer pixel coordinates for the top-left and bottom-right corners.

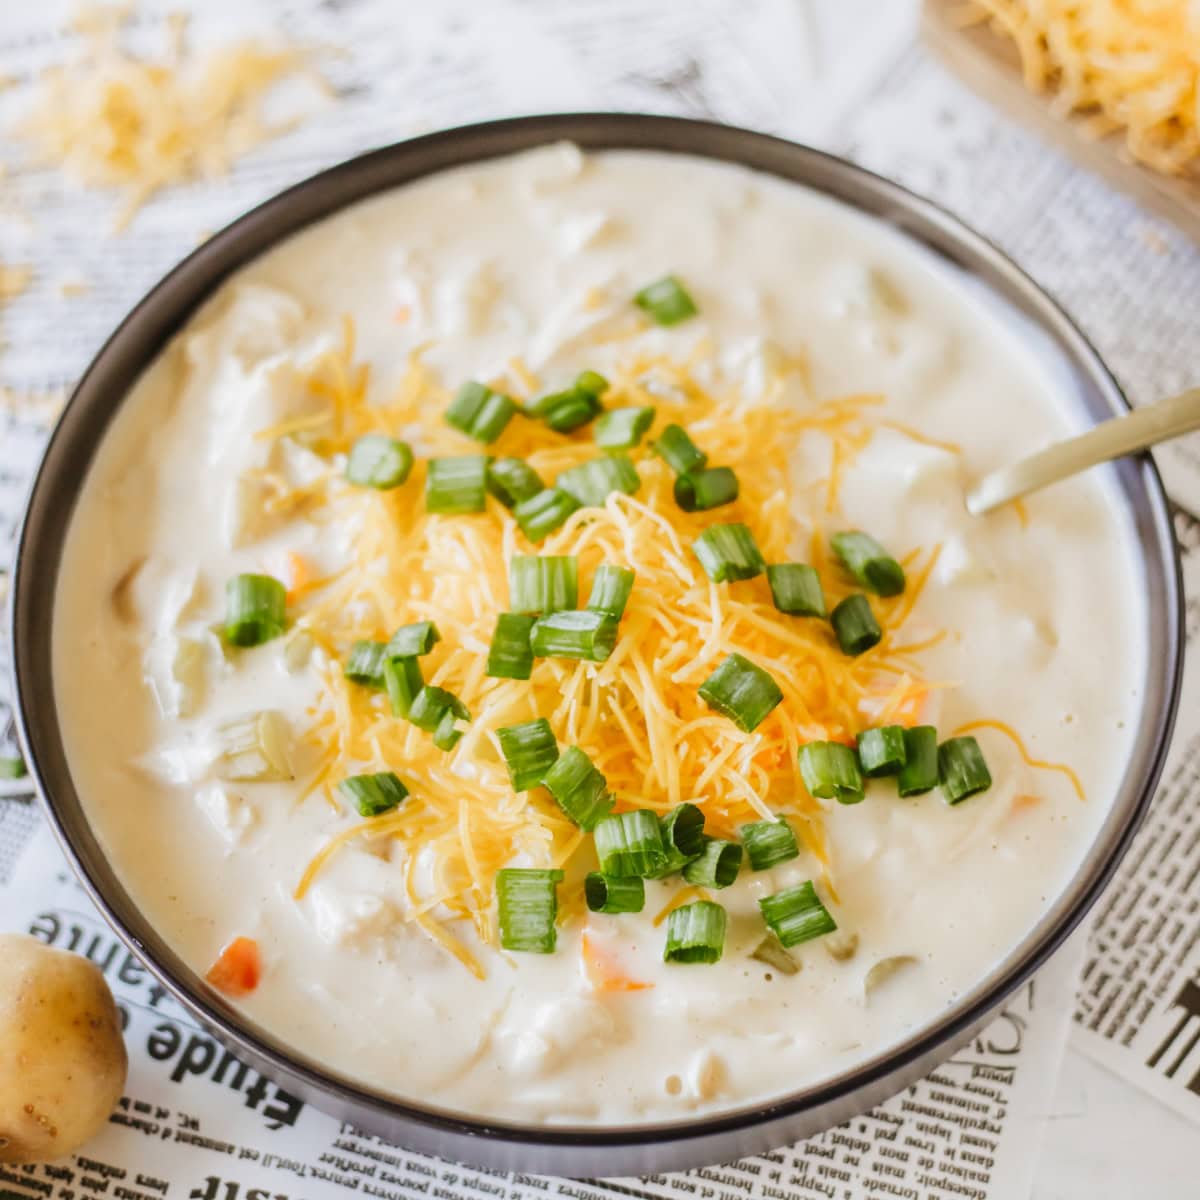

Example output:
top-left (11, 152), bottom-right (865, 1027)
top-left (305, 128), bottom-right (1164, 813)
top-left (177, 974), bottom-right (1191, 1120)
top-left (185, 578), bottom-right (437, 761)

top-left (284, 551), bottom-right (312, 604)
top-left (206, 936), bottom-right (261, 997)
top-left (580, 932), bottom-right (652, 993)
top-left (1011, 793), bottom-right (1042, 811)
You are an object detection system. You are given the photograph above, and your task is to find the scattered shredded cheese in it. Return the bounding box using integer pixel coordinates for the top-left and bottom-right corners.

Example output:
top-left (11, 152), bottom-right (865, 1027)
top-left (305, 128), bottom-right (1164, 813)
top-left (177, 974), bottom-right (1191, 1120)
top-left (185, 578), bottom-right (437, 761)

top-left (959, 0), bottom-right (1200, 176)
top-left (279, 322), bottom-right (950, 973)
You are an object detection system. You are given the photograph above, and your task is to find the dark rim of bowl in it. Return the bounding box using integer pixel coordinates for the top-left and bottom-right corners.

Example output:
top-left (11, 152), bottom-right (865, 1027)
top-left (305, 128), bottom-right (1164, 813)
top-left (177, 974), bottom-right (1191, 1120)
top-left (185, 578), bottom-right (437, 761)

top-left (9, 113), bottom-right (1184, 1156)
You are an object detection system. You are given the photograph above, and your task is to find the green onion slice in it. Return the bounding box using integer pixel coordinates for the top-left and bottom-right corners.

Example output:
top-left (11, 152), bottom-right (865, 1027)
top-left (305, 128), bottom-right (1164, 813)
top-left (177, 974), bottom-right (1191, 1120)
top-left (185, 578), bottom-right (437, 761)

top-left (674, 466), bottom-right (739, 512)
top-left (426, 455), bottom-right (489, 514)
top-left (0, 755), bottom-right (26, 780)
top-left (344, 640), bottom-right (389, 687)
top-left (487, 457), bottom-right (545, 508)
top-left (799, 741), bottom-right (865, 804)
top-left (831, 593), bottom-right (882, 656)
top-left (692, 523), bottom-right (766, 583)
top-left (486, 612), bottom-right (536, 680)
top-left (584, 873), bottom-right (645, 915)
top-left (741, 819), bottom-right (800, 871)
top-left (594, 406), bottom-right (654, 450)
top-left (224, 574), bottom-right (287, 647)
top-left (759, 881), bottom-right (837, 948)
top-left (575, 369), bottom-right (609, 398)
top-left (496, 718), bottom-right (559, 792)
top-left (386, 620), bottom-right (441, 658)
top-left (767, 563), bottom-right (826, 618)
top-left (651, 424), bottom-right (707, 475)
top-left (557, 454), bottom-right (641, 508)
top-left (509, 555), bottom-right (578, 614)
top-left (346, 434), bottom-right (414, 490)
top-left (664, 901), bottom-right (726, 964)
top-left (635, 275), bottom-right (699, 326)
top-left (514, 488), bottom-right (581, 543)
top-left (542, 746), bottom-right (613, 831)
top-left (530, 610), bottom-right (618, 662)
top-left (830, 531), bottom-right (906, 597)
top-left (857, 726), bottom-right (908, 776)
top-left (497, 868), bottom-right (563, 954)
top-left (586, 564), bottom-right (635, 619)
top-left (445, 381), bottom-right (517, 443)
top-left (697, 652), bottom-right (783, 733)
top-left (528, 373), bottom-right (606, 433)
top-left (898, 726), bottom-right (939, 797)
top-left (337, 771), bottom-right (409, 817)
top-left (383, 656), bottom-right (423, 718)
top-left (408, 686), bottom-right (470, 733)
top-left (433, 708), bottom-right (465, 752)
top-left (750, 933), bottom-right (800, 975)
top-left (594, 810), bottom-right (668, 877)
top-left (647, 802), bottom-right (706, 879)
top-left (681, 838), bottom-right (742, 889)
top-left (938, 736), bottom-right (993, 805)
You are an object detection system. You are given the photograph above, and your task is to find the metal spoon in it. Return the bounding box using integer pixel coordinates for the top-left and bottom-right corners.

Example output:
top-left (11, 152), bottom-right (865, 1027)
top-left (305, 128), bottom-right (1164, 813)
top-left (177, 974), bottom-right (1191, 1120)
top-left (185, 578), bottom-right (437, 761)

top-left (966, 386), bottom-right (1200, 516)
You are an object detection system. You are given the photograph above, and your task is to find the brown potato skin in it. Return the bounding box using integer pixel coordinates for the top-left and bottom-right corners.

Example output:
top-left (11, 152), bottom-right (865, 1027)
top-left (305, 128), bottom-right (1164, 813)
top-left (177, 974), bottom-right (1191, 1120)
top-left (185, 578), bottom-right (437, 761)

top-left (0, 934), bottom-right (128, 1163)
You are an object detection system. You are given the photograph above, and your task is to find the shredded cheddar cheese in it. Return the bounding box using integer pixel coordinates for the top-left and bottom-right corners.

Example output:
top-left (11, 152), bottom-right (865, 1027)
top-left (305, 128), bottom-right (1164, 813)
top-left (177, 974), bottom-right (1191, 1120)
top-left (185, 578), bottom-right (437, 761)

top-left (960, 0), bottom-right (1200, 177)
top-left (18, 4), bottom-right (324, 230)
top-left (272, 320), bottom-right (955, 975)
top-left (951, 717), bottom-right (1086, 801)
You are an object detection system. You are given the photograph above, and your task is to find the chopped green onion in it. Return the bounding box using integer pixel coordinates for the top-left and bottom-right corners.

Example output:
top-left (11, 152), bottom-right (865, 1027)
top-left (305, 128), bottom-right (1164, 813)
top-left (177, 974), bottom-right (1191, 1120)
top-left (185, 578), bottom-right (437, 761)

top-left (697, 652), bottom-right (782, 733)
top-left (497, 868), bottom-right (563, 954)
top-left (831, 531), bottom-right (906, 597)
top-left (661, 803), bottom-right (706, 859)
top-left (767, 563), bottom-right (826, 618)
top-left (575, 370), bottom-right (609, 398)
top-left (486, 612), bottom-right (536, 680)
top-left (799, 741), bottom-right (865, 804)
top-left (682, 838), bottom-right (742, 888)
top-left (759, 881), bottom-right (837, 948)
top-left (445, 381), bottom-right (516, 443)
top-left (408, 686), bottom-right (470, 733)
top-left (586, 564), bottom-right (635, 619)
top-left (346, 435), bottom-right (414, 490)
top-left (557, 454), bottom-right (641, 508)
top-left (750, 933), bottom-right (799, 976)
top-left (584, 873), bottom-right (645, 915)
top-left (664, 901), bottom-right (726, 964)
top-left (496, 718), bottom-right (559, 792)
top-left (0, 755), bottom-right (26, 780)
top-left (514, 488), bottom-right (581, 542)
top-left (594, 810), bottom-right (668, 878)
top-left (487, 457), bottom-right (545, 508)
top-left (344, 640), bottom-right (389, 687)
top-left (831, 593), bottom-right (882, 656)
top-left (938, 736), bottom-right (993, 805)
top-left (651, 424), bottom-right (707, 475)
top-left (383, 656), bottom-right (423, 718)
top-left (692, 523), bottom-right (766, 583)
top-left (857, 726), bottom-right (908, 776)
top-left (223, 574), bottom-right (287, 647)
top-left (530, 610), bottom-right (618, 662)
top-left (635, 275), bottom-right (699, 326)
top-left (674, 467), bottom-right (739, 512)
top-left (433, 708), bottom-right (466, 752)
top-left (386, 620), bottom-right (441, 658)
top-left (509, 555), bottom-right (578, 614)
top-left (425, 455), bottom-right (488, 514)
top-left (543, 746), bottom-right (613, 831)
top-left (213, 712), bottom-right (293, 782)
top-left (898, 726), bottom-right (939, 797)
top-left (741, 819), bottom-right (800, 871)
top-left (594, 406), bottom-right (654, 450)
top-left (337, 771), bottom-right (408, 817)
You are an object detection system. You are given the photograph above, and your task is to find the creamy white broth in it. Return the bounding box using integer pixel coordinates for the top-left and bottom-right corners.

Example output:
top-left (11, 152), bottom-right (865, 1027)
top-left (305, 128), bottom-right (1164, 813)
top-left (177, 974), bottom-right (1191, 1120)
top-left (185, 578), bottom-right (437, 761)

top-left (54, 145), bottom-right (1143, 1123)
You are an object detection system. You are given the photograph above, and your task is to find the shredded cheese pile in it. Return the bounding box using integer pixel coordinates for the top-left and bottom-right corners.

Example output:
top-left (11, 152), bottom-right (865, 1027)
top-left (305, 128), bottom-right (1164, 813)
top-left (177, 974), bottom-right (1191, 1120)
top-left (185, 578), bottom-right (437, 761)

top-left (18, 4), bottom-right (323, 230)
top-left (272, 323), bottom-right (946, 977)
top-left (960, 0), bottom-right (1200, 176)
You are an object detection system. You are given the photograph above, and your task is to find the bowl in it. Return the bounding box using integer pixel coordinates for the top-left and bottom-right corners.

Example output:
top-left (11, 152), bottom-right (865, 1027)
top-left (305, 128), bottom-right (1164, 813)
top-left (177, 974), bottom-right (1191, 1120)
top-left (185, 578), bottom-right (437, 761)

top-left (9, 113), bottom-right (1184, 1176)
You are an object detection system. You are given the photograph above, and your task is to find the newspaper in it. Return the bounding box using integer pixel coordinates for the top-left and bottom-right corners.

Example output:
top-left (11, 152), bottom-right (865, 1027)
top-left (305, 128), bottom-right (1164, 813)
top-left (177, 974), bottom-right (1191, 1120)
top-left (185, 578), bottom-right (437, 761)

top-left (0, 0), bottom-right (1196, 1196)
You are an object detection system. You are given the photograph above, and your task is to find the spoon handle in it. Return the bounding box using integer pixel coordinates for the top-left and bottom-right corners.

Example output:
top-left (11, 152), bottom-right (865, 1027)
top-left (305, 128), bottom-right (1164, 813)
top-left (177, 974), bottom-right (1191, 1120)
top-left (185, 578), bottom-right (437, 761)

top-left (966, 386), bottom-right (1200, 516)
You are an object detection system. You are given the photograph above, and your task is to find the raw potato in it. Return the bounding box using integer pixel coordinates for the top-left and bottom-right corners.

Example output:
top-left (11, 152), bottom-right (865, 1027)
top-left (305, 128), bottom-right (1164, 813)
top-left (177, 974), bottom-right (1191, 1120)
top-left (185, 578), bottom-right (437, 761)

top-left (0, 934), bottom-right (127, 1163)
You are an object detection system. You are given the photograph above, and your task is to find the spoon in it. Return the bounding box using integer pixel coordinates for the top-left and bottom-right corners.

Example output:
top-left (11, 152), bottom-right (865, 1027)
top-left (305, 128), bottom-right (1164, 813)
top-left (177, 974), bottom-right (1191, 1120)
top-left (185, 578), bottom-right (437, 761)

top-left (966, 386), bottom-right (1200, 516)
